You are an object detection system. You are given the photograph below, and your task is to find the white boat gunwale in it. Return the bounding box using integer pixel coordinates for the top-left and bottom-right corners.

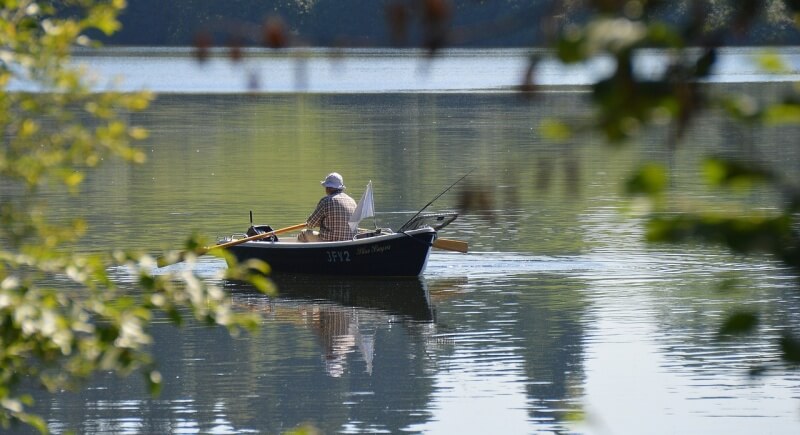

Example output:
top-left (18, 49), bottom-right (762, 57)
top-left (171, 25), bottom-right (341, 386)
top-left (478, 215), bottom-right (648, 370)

top-left (230, 227), bottom-right (436, 249)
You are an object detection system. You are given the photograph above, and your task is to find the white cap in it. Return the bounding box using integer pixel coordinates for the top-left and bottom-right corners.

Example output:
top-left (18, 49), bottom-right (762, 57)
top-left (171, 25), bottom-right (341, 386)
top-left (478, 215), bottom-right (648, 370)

top-left (321, 172), bottom-right (345, 189)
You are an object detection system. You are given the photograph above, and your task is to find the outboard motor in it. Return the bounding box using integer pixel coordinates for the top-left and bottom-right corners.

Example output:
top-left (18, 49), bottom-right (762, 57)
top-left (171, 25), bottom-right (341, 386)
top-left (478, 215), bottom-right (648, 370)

top-left (246, 224), bottom-right (278, 241)
top-left (246, 212), bottom-right (278, 241)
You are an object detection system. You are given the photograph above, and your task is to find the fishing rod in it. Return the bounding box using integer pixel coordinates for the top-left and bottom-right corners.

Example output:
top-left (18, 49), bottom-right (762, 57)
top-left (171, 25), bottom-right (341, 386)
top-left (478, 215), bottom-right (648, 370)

top-left (398, 168), bottom-right (475, 232)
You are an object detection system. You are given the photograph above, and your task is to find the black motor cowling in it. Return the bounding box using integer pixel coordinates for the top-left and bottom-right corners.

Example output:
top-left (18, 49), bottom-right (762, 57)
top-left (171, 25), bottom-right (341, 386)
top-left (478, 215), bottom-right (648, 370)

top-left (246, 225), bottom-right (278, 241)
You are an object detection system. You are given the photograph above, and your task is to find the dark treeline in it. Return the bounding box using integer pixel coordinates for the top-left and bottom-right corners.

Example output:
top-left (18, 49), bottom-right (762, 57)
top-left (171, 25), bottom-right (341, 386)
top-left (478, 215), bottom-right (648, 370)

top-left (103, 0), bottom-right (800, 47)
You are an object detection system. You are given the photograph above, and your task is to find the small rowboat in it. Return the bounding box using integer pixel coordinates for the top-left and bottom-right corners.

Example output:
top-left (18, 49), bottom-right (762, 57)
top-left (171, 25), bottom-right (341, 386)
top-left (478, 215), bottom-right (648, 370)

top-left (224, 227), bottom-right (436, 277)
top-left (218, 213), bottom-right (461, 277)
top-left (206, 177), bottom-right (471, 277)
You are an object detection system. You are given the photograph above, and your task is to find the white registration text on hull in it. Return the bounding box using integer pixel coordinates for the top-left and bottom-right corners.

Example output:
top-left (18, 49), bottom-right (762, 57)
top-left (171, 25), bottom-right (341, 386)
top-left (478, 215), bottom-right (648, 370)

top-left (326, 251), bottom-right (351, 263)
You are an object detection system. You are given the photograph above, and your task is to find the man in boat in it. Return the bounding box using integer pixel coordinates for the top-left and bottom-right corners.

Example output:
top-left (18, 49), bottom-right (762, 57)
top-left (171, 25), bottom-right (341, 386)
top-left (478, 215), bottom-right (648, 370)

top-left (298, 172), bottom-right (358, 242)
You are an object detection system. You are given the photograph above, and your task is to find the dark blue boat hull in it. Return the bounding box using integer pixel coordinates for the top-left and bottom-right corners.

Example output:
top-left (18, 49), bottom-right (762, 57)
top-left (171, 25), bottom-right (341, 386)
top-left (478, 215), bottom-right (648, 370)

top-left (226, 228), bottom-right (436, 277)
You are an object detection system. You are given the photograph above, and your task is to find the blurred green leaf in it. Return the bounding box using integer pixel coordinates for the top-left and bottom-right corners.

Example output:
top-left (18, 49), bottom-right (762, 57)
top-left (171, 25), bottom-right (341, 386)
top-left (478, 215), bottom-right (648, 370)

top-left (248, 275), bottom-right (276, 295)
top-left (625, 163), bottom-right (667, 196)
top-left (555, 29), bottom-right (586, 63)
top-left (719, 311), bottom-right (759, 337)
top-left (763, 102), bottom-right (800, 125)
top-left (780, 332), bottom-right (800, 364)
top-left (166, 307), bottom-right (184, 327)
top-left (645, 22), bottom-right (684, 48)
top-left (539, 119), bottom-right (573, 141)
top-left (144, 369), bottom-right (163, 396)
top-left (14, 412), bottom-right (47, 434)
top-left (284, 423), bottom-right (322, 435)
top-left (646, 214), bottom-right (795, 262)
top-left (720, 94), bottom-right (760, 121)
top-left (756, 52), bottom-right (789, 74)
top-left (702, 157), bottom-right (773, 189)
top-left (183, 233), bottom-right (205, 252)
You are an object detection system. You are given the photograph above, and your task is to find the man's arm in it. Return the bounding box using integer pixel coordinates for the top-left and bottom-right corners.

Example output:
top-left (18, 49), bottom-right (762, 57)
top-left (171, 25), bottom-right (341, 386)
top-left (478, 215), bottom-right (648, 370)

top-left (306, 197), bottom-right (328, 228)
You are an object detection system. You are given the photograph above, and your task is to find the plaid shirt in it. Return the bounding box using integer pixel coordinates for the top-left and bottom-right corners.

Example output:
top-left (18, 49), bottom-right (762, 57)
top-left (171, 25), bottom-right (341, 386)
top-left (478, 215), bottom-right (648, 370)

top-left (306, 191), bottom-right (358, 241)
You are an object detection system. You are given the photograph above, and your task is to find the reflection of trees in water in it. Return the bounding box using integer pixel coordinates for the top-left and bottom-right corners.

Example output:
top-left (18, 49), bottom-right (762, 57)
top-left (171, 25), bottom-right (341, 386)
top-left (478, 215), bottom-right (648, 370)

top-left (468, 276), bottom-right (587, 429)
top-left (516, 278), bottom-right (587, 428)
top-left (647, 270), bottom-right (800, 375)
top-left (424, 274), bottom-right (587, 431)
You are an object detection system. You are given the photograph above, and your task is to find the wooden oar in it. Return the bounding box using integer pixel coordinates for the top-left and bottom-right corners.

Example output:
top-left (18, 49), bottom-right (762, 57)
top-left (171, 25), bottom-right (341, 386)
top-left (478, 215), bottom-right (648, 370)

top-left (432, 237), bottom-right (468, 253)
top-left (157, 223), bottom-right (307, 267)
top-left (212, 223), bottom-right (307, 250)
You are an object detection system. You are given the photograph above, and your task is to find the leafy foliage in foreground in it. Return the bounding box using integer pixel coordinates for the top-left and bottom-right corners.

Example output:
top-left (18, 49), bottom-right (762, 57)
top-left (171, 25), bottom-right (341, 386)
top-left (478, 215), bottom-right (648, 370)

top-left (3, 0), bottom-right (800, 432)
top-left (0, 1), bottom-right (269, 432)
top-left (540, 1), bottom-right (800, 368)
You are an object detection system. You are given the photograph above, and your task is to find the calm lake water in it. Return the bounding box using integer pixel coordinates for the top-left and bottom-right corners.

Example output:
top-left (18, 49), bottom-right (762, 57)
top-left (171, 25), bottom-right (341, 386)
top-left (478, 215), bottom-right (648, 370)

top-left (18, 48), bottom-right (800, 434)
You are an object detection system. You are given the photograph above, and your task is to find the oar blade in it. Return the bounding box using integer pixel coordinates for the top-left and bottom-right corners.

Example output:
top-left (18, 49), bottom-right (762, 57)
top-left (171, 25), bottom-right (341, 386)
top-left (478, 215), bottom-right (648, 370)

top-left (432, 238), bottom-right (468, 253)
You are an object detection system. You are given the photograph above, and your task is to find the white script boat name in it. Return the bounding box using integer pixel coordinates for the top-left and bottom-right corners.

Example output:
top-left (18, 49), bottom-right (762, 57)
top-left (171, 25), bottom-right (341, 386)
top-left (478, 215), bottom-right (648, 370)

top-left (356, 244), bottom-right (392, 255)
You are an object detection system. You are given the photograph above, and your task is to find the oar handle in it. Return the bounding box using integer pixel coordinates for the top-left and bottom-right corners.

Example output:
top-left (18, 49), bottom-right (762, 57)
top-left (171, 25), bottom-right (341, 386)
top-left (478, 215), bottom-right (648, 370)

top-left (157, 223), bottom-right (308, 267)
top-left (207, 222), bottom-right (307, 252)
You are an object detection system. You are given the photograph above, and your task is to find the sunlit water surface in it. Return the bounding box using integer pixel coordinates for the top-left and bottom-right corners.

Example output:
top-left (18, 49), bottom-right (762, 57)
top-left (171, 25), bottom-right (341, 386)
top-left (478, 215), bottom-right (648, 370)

top-left (13, 48), bottom-right (800, 434)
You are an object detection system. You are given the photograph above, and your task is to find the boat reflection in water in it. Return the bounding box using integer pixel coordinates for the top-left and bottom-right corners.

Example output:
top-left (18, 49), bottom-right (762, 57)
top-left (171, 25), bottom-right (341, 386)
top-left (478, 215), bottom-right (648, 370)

top-left (224, 276), bottom-right (453, 377)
